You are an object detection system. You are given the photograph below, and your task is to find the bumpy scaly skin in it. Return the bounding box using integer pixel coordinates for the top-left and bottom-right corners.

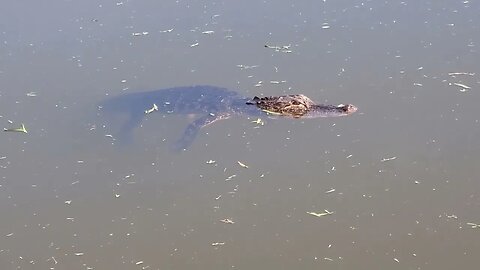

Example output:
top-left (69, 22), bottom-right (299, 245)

top-left (246, 94), bottom-right (357, 118)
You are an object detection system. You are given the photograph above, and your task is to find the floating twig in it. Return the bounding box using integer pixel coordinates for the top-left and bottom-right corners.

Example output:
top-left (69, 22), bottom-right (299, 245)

top-left (145, 103), bottom-right (158, 114)
top-left (4, 123), bottom-right (27, 133)
top-left (237, 161), bottom-right (249, 169)
top-left (307, 209), bottom-right (334, 217)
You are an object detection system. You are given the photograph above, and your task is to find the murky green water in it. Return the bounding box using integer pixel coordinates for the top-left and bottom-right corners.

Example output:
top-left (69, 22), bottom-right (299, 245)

top-left (1, 1), bottom-right (479, 269)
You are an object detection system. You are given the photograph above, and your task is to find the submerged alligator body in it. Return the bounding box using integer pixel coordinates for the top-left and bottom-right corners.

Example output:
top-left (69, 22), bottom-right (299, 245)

top-left (99, 85), bottom-right (357, 150)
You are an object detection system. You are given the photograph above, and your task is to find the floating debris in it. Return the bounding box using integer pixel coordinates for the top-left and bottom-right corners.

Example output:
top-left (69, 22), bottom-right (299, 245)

top-left (307, 209), bottom-right (334, 217)
top-left (236, 64), bottom-right (259, 70)
top-left (451, 82), bottom-right (471, 90)
top-left (144, 103), bottom-right (158, 114)
top-left (26, 91), bottom-right (37, 97)
top-left (321, 23), bottom-right (331, 29)
top-left (264, 44), bottom-right (279, 50)
top-left (220, 218), bottom-right (235, 224)
top-left (190, 42), bottom-right (199, 47)
top-left (466, 222), bottom-right (480, 229)
top-left (264, 44), bottom-right (292, 53)
top-left (381, 156), bottom-right (397, 162)
top-left (160, 28), bottom-right (174, 33)
top-left (448, 72), bottom-right (475, 76)
top-left (132, 32), bottom-right (149, 36)
top-left (254, 81), bottom-right (263, 87)
top-left (251, 118), bottom-right (264, 125)
top-left (206, 160), bottom-right (216, 164)
top-left (237, 161), bottom-right (249, 169)
top-left (211, 242), bottom-right (225, 246)
top-left (325, 188), bottom-right (336, 194)
top-left (202, 30), bottom-right (215, 34)
top-left (49, 257), bottom-right (58, 264)
top-left (225, 174), bottom-right (236, 181)
top-left (4, 123), bottom-right (27, 133)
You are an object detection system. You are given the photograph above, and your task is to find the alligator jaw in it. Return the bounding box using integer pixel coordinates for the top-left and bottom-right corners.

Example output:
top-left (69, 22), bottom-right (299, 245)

top-left (303, 104), bottom-right (358, 118)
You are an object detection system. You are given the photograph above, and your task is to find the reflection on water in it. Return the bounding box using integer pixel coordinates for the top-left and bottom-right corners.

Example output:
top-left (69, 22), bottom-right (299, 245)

top-left (1, 0), bottom-right (479, 269)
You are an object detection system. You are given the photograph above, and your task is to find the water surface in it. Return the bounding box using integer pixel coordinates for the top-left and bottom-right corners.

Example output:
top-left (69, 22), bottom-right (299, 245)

top-left (1, 1), bottom-right (479, 269)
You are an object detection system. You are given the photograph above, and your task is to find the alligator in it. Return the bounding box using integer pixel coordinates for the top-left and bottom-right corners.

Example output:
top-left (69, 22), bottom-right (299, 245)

top-left (98, 85), bottom-right (357, 150)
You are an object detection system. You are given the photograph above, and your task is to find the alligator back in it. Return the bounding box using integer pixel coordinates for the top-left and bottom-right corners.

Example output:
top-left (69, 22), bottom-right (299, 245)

top-left (99, 85), bottom-right (240, 116)
top-left (97, 85), bottom-right (242, 146)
